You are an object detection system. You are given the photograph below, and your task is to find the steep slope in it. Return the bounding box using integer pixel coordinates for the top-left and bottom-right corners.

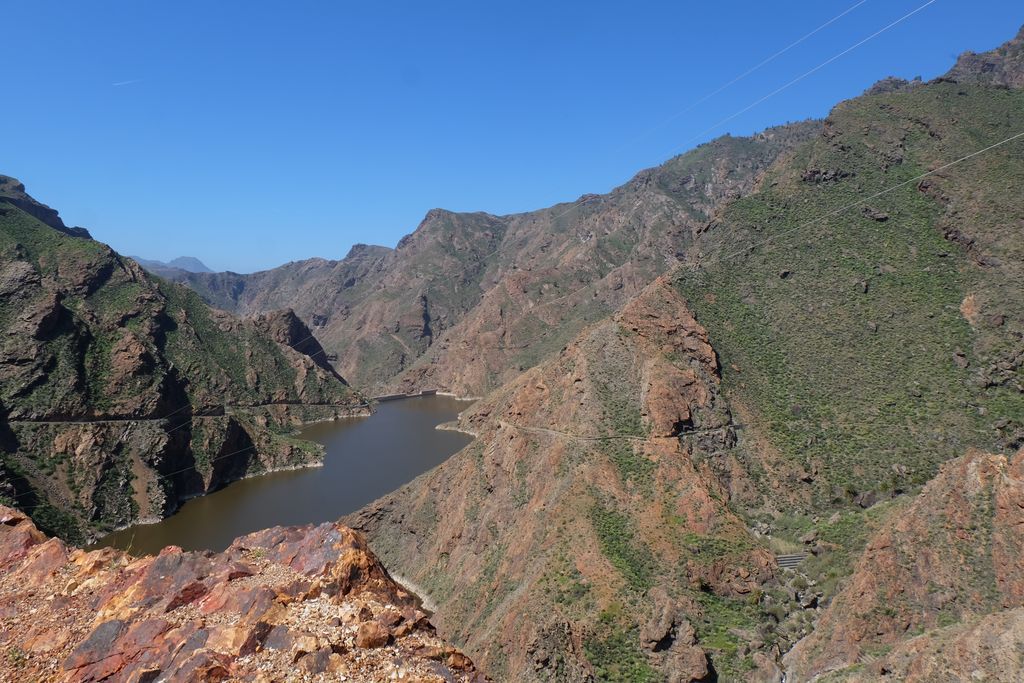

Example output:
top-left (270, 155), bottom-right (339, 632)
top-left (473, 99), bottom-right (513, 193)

top-left (0, 505), bottom-right (485, 682)
top-left (178, 124), bottom-right (819, 394)
top-left (0, 183), bottom-right (366, 543)
top-left (783, 448), bottom-right (1024, 681)
top-left (0, 175), bottom-right (90, 238)
top-left (345, 27), bottom-right (1024, 682)
top-left (350, 279), bottom-right (781, 681)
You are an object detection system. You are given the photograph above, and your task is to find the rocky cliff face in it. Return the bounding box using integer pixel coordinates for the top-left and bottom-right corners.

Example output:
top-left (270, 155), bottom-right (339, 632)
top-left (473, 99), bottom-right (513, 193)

top-left (0, 185), bottom-right (366, 543)
top-left (784, 448), bottom-right (1024, 681)
top-left (675, 40), bottom-right (1024, 511)
top-left (0, 505), bottom-right (485, 682)
top-left (177, 124), bottom-right (819, 396)
top-left (349, 279), bottom-right (782, 681)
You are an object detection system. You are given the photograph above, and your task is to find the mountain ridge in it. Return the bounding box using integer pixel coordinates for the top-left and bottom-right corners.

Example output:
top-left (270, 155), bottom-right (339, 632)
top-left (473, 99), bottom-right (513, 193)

top-left (131, 255), bottom-right (213, 276)
top-left (1, 21), bottom-right (1023, 683)
top-left (175, 121), bottom-right (821, 395)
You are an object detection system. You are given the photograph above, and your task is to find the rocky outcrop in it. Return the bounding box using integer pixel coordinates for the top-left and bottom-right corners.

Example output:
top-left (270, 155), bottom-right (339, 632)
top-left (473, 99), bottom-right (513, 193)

top-left (0, 183), bottom-right (366, 542)
top-left (0, 175), bottom-right (90, 238)
top-left (0, 505), bottom-right (485, 682)
top-left (252, 308), bottom-right (346, 380)
top-left (834, 607), bottom-right (1024, 682)
top-left (943, 25), bottom-right (1024, 88)
top-left (349, 279), bottom-right (771, 681)
top-left (784, 448), bottom-right (1024, 680)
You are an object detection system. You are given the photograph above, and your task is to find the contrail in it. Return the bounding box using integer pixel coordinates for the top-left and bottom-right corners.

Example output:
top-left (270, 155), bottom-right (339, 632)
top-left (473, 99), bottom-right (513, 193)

top-left (112, 79), bottom-right (143, 87)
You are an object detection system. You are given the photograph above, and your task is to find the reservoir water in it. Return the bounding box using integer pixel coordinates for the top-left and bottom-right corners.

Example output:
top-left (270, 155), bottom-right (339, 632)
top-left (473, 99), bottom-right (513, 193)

top-left (96, 395), bottom-right (473, 556)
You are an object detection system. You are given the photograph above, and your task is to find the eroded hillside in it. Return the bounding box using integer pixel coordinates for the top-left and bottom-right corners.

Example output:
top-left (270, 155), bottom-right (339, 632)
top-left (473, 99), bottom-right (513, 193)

top-left (348, 27), bottom-right (1024, 682)
top-left (785, 447), bottom-right (1024, 681)
top-left (349, 279), bottom-right (787, 680)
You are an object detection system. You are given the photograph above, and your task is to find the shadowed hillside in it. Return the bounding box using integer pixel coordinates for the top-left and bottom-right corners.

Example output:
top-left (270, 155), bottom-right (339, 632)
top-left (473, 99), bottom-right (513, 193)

top-left (0, 182), bottom-right (366, 543)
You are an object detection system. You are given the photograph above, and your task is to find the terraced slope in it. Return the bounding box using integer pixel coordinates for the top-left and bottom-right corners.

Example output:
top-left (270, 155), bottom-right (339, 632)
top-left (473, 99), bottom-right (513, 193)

top-left (0, 182), bottom-right (366, 543)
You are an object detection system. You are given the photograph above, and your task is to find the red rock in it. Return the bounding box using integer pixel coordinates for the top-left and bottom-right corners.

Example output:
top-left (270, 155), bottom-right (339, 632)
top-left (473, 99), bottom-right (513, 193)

top-left (165, 581), bottom-right (210, 612)
top-left (0, 506), bottom-right (483, 681)
top-left (355, 621), bottom-right (390, 648)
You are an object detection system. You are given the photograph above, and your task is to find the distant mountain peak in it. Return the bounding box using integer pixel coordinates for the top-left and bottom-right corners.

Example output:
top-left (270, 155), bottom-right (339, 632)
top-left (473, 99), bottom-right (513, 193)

top-left (167, 255), bottom-right (212, 272)
top-left (131, 254), bottom-right (212, 274)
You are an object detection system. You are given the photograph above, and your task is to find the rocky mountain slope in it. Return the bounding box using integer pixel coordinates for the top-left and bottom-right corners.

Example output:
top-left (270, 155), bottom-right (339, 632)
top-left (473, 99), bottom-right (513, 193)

top-left (347, 27), bottom-right (1024, 681)
top-left (1, 23), bottom-right (1021, 683)
top-left (175, 123), bottom-right (819, 395)
top-left (675, 41), bottom-right (1024, 511)
top-left (0, 504), bottom-right (485, 682)
top-left (349, 279), bottom-right (783, 681)
top-left (784, 447), bottom-right (1024, 681)
top-left (0, 183), bottom-right (366, 543)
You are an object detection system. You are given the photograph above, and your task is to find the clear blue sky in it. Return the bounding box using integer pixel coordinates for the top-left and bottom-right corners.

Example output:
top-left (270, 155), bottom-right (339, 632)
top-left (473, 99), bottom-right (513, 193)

top-left (5, 1), bottom-right (1022, 272)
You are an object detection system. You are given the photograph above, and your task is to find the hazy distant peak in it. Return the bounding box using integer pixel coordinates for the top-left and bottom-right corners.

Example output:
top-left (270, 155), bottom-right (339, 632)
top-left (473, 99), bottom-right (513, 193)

top-left (132, 255), bottom-right (212, 274)
top-left (167, 256), bottom-right (212, 272)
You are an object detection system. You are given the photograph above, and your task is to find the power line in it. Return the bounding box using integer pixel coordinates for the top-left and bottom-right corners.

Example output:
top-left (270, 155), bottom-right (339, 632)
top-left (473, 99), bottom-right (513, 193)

top-left (678, 0), bottom-right (939, 152)
top-left (610, 0), bottom-right (871, 156)
top-left (552, 0), bottom-right (936, 222)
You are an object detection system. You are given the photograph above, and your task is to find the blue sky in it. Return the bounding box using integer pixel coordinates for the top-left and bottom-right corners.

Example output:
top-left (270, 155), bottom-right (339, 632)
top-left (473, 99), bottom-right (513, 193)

top-left (5, 1), bottom-right (1022, 272)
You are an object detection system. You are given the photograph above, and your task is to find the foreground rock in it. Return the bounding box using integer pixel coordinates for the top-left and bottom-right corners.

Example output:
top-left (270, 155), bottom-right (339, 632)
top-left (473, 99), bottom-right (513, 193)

top-left (0, 505), bottom-right (485, 682)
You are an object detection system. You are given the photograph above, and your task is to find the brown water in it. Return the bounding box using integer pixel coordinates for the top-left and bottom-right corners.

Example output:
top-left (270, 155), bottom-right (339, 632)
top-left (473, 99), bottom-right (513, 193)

top-left (96, 395), bottom-right (473, 556)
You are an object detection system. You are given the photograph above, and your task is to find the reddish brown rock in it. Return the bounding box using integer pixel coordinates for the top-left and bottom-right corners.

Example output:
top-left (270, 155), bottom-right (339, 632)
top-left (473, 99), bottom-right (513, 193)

top-left (355, 621), bottom-right (391, 648)
top-left (0, 505), bottom-right (485, 682)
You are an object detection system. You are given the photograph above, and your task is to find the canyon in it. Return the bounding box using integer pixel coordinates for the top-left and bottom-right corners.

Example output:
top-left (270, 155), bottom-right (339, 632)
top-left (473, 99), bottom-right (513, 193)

top-left (2, 23), bottom-right (1024, 683)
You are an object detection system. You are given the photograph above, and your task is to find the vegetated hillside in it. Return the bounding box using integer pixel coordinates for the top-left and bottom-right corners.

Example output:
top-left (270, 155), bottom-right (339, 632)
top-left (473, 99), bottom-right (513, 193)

top-left (177, 122), bottom-right (819, 394)
top-left (675, 59), bottom-right (1024, 512)
top-left (349, 27), bottom-right (1024, 682)
top-left (0, 505), bottom-right (486, 682)
top-left (351, 279), bottom-right (786, 681)
top-left (0, 181), bottom-right (366, 543)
